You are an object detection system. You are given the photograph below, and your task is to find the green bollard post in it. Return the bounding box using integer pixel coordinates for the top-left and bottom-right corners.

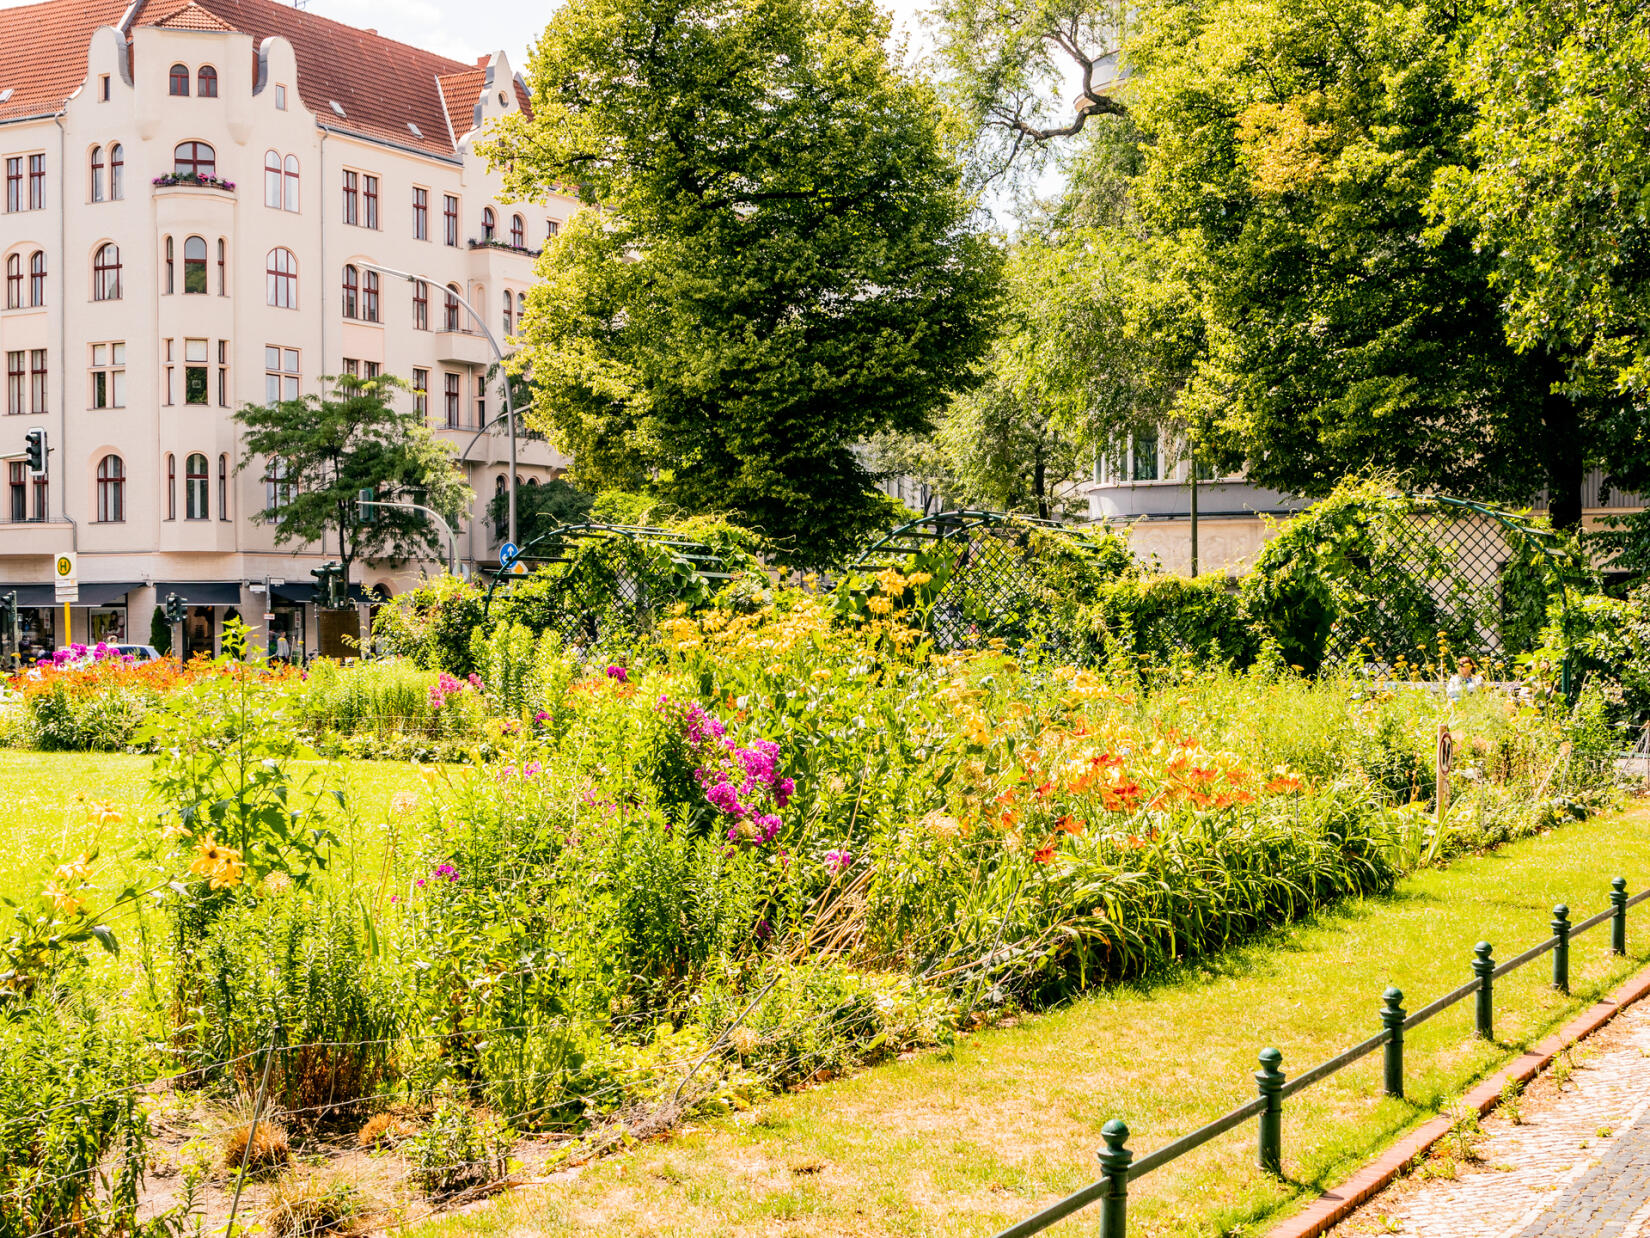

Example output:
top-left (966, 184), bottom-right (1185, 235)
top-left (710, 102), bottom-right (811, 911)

top-left (1381, 987), bottom-right (1406, 1099)
top-left (1612, 878), bottom-right (1628, 957)
top-left (1552, 904), bottom-right (1570, 994)
top-left (1473, 942), bottom-right (1495, 1040)
top-left (1256, 1048), bottom-right (1285, 1175)
top-left (1096, 1119), bottom-right (1132, 1238)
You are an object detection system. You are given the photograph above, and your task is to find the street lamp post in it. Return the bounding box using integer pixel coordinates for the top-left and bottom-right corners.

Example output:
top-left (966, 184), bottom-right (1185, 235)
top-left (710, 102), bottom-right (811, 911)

top-left (360, 262), bottom-right (518, 550)
top-left (356, 498), bottom-right (460, 575)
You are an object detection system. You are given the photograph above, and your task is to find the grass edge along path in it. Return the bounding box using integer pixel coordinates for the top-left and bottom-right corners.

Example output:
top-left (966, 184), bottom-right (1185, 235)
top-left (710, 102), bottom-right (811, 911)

top-left (404, 800), bottom-right (1650, 1238)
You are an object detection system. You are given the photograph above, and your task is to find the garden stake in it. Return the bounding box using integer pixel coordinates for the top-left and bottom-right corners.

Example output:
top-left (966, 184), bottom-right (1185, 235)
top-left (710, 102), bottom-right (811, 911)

top-left (1552, 904), bottom-right (1570, 994)
top-left (1096, 1119), bottom-right (1132, 1238)
top-left (1473, 942), bottom-right (1495, 1040)
top-left (1612, 878), bottom-right (1628, 956)
top-left (1381, 987), bottom-right (1405, 1099)
top-left (225, 1026), bottom-right (279, 1237)
top-left (1256, 1048), bottom-right (1285, 1174)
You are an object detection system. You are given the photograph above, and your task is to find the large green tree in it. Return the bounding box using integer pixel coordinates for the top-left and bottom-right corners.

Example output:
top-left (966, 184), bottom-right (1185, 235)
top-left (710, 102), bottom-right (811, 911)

top-left (235, 374), bottom-right (472, 591)
top-left (485, 0), bottom-right (1003, 565)
top-left (1434, 0), bottom-right (1650, 502)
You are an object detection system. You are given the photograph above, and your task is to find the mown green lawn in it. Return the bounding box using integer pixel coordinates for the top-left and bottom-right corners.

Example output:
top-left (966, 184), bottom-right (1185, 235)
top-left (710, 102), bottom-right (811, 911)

top-left (406, 801), bottom-right (1650, 1238)
top-left (0, 750), bottom-right (428, 901)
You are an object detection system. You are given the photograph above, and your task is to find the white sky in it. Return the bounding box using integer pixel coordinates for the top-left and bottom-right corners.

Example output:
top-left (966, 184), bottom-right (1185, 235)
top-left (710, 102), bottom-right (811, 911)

top-left (0, 0), bottom-right (938, 76)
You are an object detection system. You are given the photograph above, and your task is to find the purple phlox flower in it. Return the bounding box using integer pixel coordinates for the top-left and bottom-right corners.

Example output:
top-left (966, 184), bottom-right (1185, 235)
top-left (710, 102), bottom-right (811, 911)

top-left (534, 710), bottom-right (550, 723)
top-left (468, 672), bottom-right (485, 691)
top-left (737, 745), bottom-right (777, 786)
top-left (755, 918), bottom-right (772, 941)
top-left (706, 780), bottom-right (744, 817)
top-left (389, 895), bottom-right (399, 903)
top-left (524, 760), bottom-right (543, 778)
top-left (755, 813), bottom-right (782, 843)
top-left (606, 665), bottom-right (629, 683)
top-left (415, 878), bottom-right (426, 888)
top-left (501, 764), bottom-right (517, 780)
top-left (824, 848), bottom-right (853, 873)
top-left (776, 777), bottom-right (795, 808)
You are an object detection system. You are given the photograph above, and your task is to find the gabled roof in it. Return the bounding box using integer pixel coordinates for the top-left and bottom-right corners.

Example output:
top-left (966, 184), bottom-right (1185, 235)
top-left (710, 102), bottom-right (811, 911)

top-left (0, 0), bottom-right (132, 123)
top-left (436, 67), bottom-right (484, 145)
top-left (141, 1), bottom-right (234, 32)
top-left (0, 0), bottom-right (530, 158)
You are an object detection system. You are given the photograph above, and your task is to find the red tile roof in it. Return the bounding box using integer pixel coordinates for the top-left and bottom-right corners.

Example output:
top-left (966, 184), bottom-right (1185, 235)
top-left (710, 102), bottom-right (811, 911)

top-left (0, 0), bottom-right (132, 123)
top-left (0, 0), bottom-right (530, 158)
top-left (436, 68), bottom-right (484, 144)
top-left (141, 1), bottom-right (235, 32)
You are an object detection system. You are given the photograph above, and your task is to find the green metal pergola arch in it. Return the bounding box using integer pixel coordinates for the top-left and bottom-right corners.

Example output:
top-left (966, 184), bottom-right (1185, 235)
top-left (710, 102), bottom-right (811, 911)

top-left (483, 522), bottom-right (737, 647)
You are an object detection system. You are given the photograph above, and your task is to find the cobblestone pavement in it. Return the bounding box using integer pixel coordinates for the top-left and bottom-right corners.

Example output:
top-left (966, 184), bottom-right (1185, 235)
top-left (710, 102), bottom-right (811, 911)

top-left (1340, 1000), bottom-right (1650, 1238)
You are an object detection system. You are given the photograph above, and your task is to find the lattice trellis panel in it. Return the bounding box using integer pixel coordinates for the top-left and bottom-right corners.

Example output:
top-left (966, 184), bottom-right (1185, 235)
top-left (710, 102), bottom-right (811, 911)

top-left (853, 511), bottom-right (1081, 652)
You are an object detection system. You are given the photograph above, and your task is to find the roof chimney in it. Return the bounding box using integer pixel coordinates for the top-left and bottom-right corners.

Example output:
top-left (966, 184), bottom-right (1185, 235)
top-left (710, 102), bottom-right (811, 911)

top-left (476, 54), bottom-right (489, 67)
top-left (364, 26), bottom-right (377, 33)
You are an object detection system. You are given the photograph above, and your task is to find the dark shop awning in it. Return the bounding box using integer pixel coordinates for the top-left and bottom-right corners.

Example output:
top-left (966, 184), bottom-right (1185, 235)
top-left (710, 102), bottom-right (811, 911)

top-left (76, 581), bottom-right (142, 607)
top-left (0, 584), bottom-right (56, 606)
top-left (154, 581), bottom-right (244, 606)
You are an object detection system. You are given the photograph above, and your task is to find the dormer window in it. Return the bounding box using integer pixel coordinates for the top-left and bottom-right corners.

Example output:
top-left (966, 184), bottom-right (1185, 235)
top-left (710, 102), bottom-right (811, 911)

top-left (169, 64), bottom-right (190, 96)
top-left (197, 66), bottom-right (218, 98)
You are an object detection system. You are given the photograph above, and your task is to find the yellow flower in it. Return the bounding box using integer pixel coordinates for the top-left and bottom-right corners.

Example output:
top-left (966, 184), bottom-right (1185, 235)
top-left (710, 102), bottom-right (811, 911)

top-left (866, 596), bottom-right (894, 616)
top-left (42, 882), bottom-right (83, 916)
top-left (53, 854), bottom-right (90, 886)
top-left (189, 838), bottom-right (246, 890)
top-left (84, 800), bottom-right (122, 828)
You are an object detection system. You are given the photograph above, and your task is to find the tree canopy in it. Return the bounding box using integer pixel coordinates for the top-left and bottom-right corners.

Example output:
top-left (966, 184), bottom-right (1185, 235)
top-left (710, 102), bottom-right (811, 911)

top-left (487, 0), bottom-right (1004, 565)
top-left (235, 375), bottom-right (472, 590)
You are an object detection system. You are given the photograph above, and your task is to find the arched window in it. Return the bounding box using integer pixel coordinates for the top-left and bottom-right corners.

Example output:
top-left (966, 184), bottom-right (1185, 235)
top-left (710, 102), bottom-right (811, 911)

top-left (218, 454), bottom-right (230, 520)
top-left (183, 236), bottom-right (207, 293)
top-left (363, 269), bottom-right (379, 322)
top-left (264, 150), bottom-right (281, 207)
top-left (444, 283), bottom-right (460, 331)
top-left (163, 235), bottom-right (174, 294)
top-left (90, 145), bottom-right (103, 202)
top-left (173, 141), bottom-right (215, 179)
top-left (166, 453), bottom-right (176, 520)
top-left (502, 289), bottom-right (512, 335)
top-left (185, 453), bottom-right (208, 520)
top-left (217, 238), bottom-right (225, 295)
top-left (109, 144), bottom-right (123, 199)
top-left (96, 455), bottom-right (124, 523)
top-left (169, 63), bottom-right (189, 96)
top-left (510, 213), bottom-right (524, 248)
top-left (283, 155), bottom-right (299, 211)
top-left (481, 206), bottom-right (495, 240)
top-left (93, 243), bottom-right (121, 301)
top-left (266, 248), bottom-right (297, 308)
top-left (28, 251), bottom-right (44, 306)
top-left (516, 291), bottom-right (525, 324)
top-left (341, 264), bottom-right (359, 318)
top-left (197, 66), bottom-right (217, 97)
top-left (3, 255), bottom-right (17, 308)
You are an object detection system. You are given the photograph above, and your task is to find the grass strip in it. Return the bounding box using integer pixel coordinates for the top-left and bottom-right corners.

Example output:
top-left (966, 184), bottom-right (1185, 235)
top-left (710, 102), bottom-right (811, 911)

top-left (404, 801), bottom-right (1650, 1238)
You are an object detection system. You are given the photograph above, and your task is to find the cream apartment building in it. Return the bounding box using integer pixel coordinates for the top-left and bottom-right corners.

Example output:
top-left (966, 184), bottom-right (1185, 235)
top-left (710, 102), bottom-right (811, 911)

top-left (0, 0), bottom-right (571, 659)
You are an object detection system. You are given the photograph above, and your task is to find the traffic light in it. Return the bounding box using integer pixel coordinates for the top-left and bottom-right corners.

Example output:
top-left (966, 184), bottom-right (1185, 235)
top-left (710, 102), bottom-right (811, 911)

top-left (0, 590), bottom-right (16, 668)
top-left (23, 429), bottom-right (46, 477)
top-left (163, 593), bottom-right (185, 625)
top-left (310, 562), bottom-right (345, 609)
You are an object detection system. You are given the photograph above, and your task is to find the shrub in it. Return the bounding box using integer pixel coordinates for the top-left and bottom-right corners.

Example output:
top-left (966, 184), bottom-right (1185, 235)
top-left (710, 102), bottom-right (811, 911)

top-left (0, 994), bottom-right (152, 1236)
top-left (404, 1087), bottom-right (511, 1196)
top-left (188, 890), bottom-right (400, 1115)
top-left (1080, 574), bottom-right (1257, 671)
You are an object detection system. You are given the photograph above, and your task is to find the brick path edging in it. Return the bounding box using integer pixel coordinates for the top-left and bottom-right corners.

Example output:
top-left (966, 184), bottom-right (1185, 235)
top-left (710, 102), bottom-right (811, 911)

top-left (1263, 963), bottom-right (1650, 1238)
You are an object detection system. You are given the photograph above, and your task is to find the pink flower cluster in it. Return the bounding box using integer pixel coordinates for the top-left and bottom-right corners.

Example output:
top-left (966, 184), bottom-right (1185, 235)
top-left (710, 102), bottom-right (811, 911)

top-left (41, 642), bottom-right (132, 668)
top-left (499, 760), bottom-right (544, 779)
top-left (427, 672), bottom-right (468, 709)
top-left (671, 702), bottom-right (794, 846)
top-left (606, 665), bottom-right (629, 683)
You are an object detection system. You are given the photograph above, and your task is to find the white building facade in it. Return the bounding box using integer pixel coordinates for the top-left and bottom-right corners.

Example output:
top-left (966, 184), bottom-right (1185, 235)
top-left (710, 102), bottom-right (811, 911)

top-left (0, 0), bottom-right (570, 658)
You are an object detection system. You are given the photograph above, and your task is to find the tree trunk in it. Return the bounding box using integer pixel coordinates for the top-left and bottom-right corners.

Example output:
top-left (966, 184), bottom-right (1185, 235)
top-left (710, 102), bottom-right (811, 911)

top-left (1541, 374), bottom-right (1585, 532)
